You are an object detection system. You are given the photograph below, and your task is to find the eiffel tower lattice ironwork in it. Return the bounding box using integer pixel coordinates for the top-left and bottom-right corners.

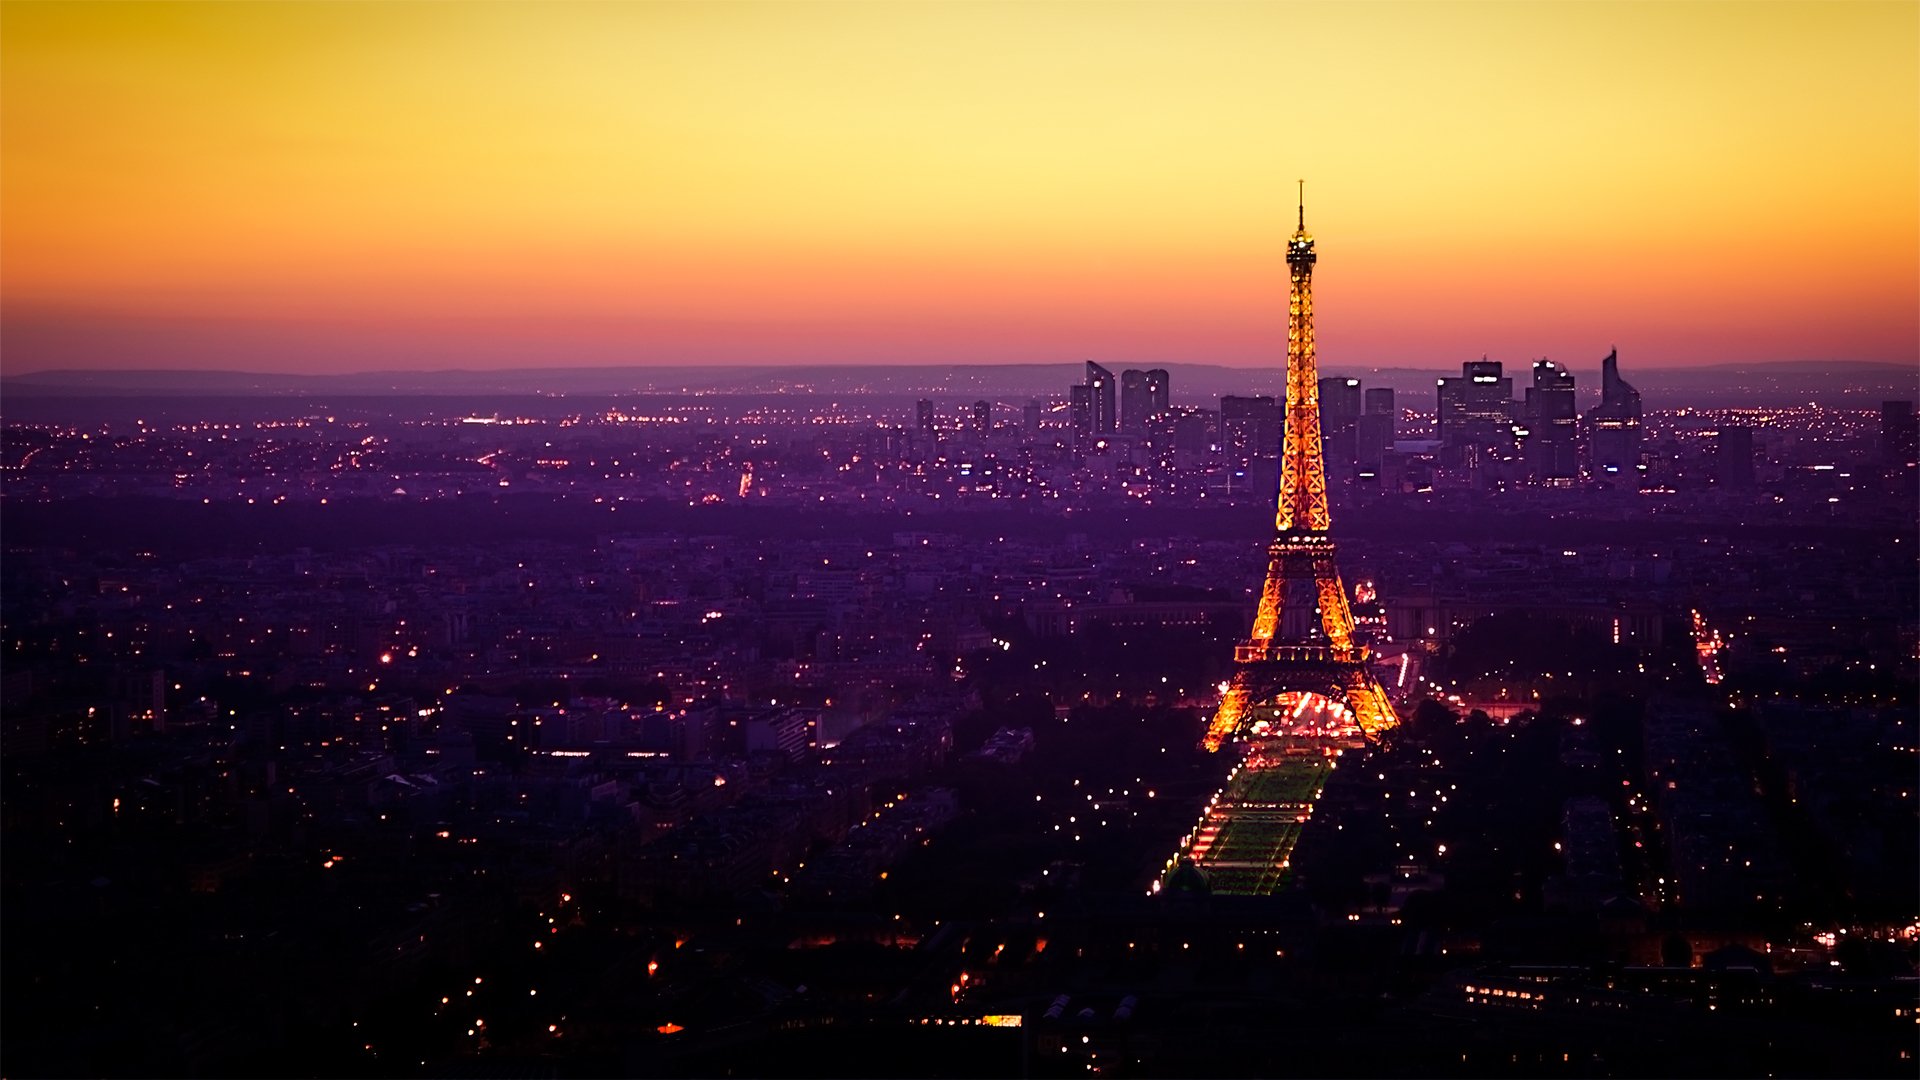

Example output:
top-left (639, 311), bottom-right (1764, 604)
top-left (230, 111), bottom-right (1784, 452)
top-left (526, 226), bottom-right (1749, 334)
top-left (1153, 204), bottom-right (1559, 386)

top-left (1204, 185), bottom-right (1398, 751)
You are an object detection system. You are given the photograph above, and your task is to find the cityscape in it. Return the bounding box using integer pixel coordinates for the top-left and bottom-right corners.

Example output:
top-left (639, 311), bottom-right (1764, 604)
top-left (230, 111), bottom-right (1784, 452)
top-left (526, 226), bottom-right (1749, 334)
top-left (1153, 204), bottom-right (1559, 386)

top-left (3, 2), bottom-right (1917, 1079)
top-left (5, 307), bottom-right (1915, 1077)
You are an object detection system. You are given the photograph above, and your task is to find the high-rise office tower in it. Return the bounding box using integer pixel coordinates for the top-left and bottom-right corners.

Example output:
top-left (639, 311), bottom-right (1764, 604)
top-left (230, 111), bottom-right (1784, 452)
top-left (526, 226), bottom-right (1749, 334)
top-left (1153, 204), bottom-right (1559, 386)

top-left (1317, 377), bottom-right (1363, 465)
top-left (1083, 361), bottom-right (1117, 434)
top-left (1220, 394), bottom-right (1281, 494)
top-left (1069, 384), bottom-right (1092, 440)
top-left (1882, 400), bottom-right (1917, 466)
top-left (1523, 359), bottom-right (1578, 483)
top-left (1121, 369), bottom-right (1148, 432)
top-left (1357, 387), bottom-right (1395, 465)
top-left (1022, 400), bottom-right (1044, 432)
top-left (1437, 359), bottom-right (1515, 451)
top-left (1715, 426), bottom-right (1756, 487)
top-left (1584, 348), bottom-right (1643, 479)
top-left (970, 400), bottom-right (990, 435)
top-left (1121, 368), bottom-right (1170, 433)
top-left (915, 399), bottom-right (935, 435)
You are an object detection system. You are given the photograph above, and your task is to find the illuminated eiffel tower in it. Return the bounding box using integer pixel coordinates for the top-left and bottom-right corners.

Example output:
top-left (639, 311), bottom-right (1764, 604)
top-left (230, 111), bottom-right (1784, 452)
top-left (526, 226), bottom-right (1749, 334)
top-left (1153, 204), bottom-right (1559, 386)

top-left (1204, 185), bottom-right (1397, 750)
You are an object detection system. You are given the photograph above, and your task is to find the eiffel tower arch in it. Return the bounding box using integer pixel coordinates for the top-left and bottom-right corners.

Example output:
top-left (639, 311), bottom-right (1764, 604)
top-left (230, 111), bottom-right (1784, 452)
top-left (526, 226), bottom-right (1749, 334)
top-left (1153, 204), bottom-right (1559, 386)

top-left (1204, 187), bottom-right (1397, 751)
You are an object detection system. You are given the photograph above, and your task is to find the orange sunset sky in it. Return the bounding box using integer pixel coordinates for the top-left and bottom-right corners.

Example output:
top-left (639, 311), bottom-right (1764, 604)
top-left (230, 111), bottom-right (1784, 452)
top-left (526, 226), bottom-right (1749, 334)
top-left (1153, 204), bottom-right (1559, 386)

top-left (2, 1), bottom-right (1915, 374)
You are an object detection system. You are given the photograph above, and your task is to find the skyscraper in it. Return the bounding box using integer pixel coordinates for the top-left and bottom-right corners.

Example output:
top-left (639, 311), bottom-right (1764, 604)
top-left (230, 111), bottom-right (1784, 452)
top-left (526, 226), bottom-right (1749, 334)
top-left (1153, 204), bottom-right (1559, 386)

top-left (1437, 359), bottom-right (1514, 452)
top-left (1584, 348), bottom-right (1643, 480)
top-left (1317, 377), bottom-right (1363, 465)
top-left (1220, 394), bottom-right (1280, 494)
top-left (1121, 368), bottom-right (1169, 433)
top-left (915, 398), bottom-right (935, 435)
top-left (1083, 361), bottom-right (1117, 435)
top-left (969, 400), bottom-right (990, 435)
top-left (1522, 359), bottom-right (1578, 483)
top-left (1358, 387), bottom-right (1395, 465)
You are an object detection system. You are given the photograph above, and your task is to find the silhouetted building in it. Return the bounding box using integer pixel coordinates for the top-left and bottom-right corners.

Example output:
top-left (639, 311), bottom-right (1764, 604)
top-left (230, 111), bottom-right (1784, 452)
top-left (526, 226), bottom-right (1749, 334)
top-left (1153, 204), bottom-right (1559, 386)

top-left (1522, 359), bottom-right (1578, 484)
top-left (915, 398), bottom-right (935, 435)
top-left (1022, 400), bottom-right (1043, 431)
top-left (745, 707), bottom-right (818, 762)
top-left (1171, 408), bottom-right (1213, 455)
top-left (1318, 377), bottom-right (1362, 465)
top-left (1882, 400), bottom-right (1917, 467)
top-left (1082, 361), bottom-right (1117, 435)
top-left (1221, 394), bottom-right (1280, 494)
top-left (1120, 368), bottom-right (1169, 433)
top-left (1358, 387), bottom-right (1395, 466)
top-left (1716, 426), bottom-right (1755, 487)
top-left (1437, 359), bottom-right (1514, 455)
top-left (1584, 348), bottom-right (1643, 480)
top-left (1069, 384), bottom-right (1093, 440)
top-left (969, 400), bottom-right (990, 435)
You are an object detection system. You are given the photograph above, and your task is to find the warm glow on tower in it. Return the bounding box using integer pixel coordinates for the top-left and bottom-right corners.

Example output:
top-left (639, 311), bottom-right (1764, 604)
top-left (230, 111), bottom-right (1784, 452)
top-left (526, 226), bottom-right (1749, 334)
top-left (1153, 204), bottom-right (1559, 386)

top-left (1208, 195), bottom-right (1396, 750)
top-left (1277, 182), bottom-right (1331, 536)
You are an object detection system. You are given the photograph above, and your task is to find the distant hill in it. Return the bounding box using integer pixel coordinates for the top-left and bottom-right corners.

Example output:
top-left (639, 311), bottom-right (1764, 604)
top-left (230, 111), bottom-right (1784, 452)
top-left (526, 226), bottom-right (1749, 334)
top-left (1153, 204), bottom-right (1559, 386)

top-left (3, 359), bottom-right (1914, 407)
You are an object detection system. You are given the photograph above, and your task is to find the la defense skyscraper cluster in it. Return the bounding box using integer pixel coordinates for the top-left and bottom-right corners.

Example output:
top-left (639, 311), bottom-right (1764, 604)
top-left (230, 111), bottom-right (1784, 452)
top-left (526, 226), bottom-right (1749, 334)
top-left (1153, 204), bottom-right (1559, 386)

top-left (1431, 347), bottom-right (1644, 485)
top-left (1072, 362), bottom-right (1169, 438)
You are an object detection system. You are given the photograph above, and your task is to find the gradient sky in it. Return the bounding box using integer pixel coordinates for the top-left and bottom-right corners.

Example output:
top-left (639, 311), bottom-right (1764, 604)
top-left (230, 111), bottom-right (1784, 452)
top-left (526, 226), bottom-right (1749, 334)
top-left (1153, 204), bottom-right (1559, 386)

top-left (3, 1), bottom-right (1915, 374)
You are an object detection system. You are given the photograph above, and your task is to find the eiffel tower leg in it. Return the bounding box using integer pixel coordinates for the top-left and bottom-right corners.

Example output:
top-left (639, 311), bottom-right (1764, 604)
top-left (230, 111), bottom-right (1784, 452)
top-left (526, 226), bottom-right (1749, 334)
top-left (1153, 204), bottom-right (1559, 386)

top-left (1342, 666), bottom-right (1398, 739)
top-left (1205, 673), bottom-right (1254, 752)
top-left (1310, 554), bottom-right (1357, 652)
top-left (1248, 548), bottom-right (1288, 645)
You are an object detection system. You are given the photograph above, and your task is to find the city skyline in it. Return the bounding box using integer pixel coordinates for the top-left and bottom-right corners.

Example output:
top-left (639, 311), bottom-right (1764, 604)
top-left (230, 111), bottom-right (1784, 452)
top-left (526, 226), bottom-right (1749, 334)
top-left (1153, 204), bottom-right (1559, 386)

top-left (4, 1), bottom-right (1917, 374)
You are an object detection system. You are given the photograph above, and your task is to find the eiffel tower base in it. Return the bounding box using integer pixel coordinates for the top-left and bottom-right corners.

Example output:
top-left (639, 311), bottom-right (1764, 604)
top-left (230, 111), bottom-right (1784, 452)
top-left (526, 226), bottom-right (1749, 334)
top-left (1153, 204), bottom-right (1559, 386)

top-left (1205, 657), bottom-right (1397, 751)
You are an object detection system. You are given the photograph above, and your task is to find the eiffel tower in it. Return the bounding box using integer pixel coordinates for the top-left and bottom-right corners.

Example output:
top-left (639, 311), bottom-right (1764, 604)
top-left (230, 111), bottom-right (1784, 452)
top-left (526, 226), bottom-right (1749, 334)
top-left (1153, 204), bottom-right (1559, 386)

top-left (1204, 185), bottom-right (1397, 751)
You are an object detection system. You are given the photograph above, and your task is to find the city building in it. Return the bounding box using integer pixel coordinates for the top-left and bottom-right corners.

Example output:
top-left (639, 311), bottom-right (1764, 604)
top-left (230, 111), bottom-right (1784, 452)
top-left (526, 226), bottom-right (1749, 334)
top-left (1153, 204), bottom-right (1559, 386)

top-left (1715, 426), bottom-right (1755, 487)
top-left (969, 400), bottom-right (990, 436)
top-left (1437, 359), bottom-right (1515, 457)
top-left (1317, 376), bottom-right (1363, 466)
top-left (1358, 387), bottom-right (1395, 467)
top-left (1522, 359), bottom-right (1578, 484)
top-left (1170, 407), bottom-right (1214, 456)
top-left (1881, 400), bottom-right (1916, 467)
top-left (1120, 368), bottom-right (1169, 433)
top-left (1079, 361), bottom-right (1117, 436)
top-left (1220, 394), bottom-right (1280, 494)
top-left (1584, 348), bottom-right (1643, 480)
top-left (1069, 384), bottom-right (1092, 440)
top-left (744, 707), bottom-right (819, 762)
top-left (915, 398), bottom-right (935, 435)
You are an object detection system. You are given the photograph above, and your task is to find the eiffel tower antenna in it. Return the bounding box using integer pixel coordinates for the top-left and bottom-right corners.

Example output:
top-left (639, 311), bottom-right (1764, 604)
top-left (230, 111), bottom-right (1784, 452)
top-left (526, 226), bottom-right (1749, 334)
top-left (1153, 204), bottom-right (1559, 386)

top-left (1297, 179), bottom-right (1305, 231)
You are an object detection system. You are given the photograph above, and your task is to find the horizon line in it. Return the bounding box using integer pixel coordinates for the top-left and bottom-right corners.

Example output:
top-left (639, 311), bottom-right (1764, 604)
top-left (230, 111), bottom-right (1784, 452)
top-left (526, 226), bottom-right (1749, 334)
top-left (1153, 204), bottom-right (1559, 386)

top-left (6, 357), bottom-right (1918, 383)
